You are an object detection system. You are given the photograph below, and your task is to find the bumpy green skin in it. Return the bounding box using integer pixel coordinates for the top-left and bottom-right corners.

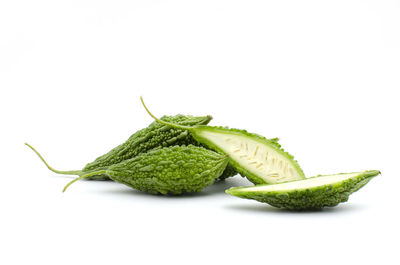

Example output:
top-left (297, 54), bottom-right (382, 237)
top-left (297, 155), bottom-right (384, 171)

top-left (83, 115), bottom-right (212, 180)
top-left (226, 170), bottom-right (380, 210)
top-left (191, 126), bottom-right (305, 184)
top-left (106, 145), bottom-right (229, 195)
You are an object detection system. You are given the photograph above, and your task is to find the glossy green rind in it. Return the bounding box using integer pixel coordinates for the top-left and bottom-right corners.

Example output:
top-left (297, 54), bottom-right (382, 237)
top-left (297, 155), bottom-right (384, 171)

top-left (226, 170), bottom-right (380, 210)
top-left (83, 114), bottom-right (212, 180)
top-left (107, 145), bottom-right (229, 195)
top-left (192, 126), bottom-right (305, 184)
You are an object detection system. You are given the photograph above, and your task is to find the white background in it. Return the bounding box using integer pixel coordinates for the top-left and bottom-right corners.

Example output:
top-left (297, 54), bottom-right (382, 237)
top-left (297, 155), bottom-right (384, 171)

top-left (1, 1), bottom-right (399, 264)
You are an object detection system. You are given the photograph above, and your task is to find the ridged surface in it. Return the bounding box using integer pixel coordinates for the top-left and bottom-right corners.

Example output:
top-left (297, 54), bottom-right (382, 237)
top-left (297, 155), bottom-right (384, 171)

top-left (107, 145), bottom-right (229, 195)
top-left (226, 170), bottom-right (380, 210)
top-left (82, 114), bottom-right (212, 180)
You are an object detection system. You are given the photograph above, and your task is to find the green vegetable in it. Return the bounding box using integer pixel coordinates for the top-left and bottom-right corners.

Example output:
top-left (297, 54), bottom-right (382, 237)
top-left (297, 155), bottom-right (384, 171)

top-left (226, 170), bottom-right (380, 210)
top-left (217, 138), bottom-right (280, 180)
top-left (218, 164), bottom-right (237, 180)
top-left (26, 114), bottom-right (212, 180)
top-left (141, 98), bottom-right (305, 185)
top-left (63, 145), bottom-right (229, 195)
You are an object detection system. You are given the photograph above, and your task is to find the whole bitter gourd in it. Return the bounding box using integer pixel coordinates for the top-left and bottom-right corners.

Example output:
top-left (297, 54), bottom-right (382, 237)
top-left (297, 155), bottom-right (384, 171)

top-left (63, 145), bottom-right (229, 195)
top-left (26, 114), bottom-right (212, 180)
top-left (226, 170), bottom-right (380, 210)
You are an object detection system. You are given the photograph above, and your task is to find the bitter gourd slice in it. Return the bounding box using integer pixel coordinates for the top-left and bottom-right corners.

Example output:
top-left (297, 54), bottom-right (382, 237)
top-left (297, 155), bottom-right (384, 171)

top-left (216, 137), bottom-right (281, 181)
top-left (217, 137), bottom-right (281, 180)
top-left (63, 145), bottom-right (229, 195)
top-left (226, 170), bottom-right (380, 210)
top-left (141, 98), bottom-right (305, 185)
top-left (26, 114), bottom-right (212, 180)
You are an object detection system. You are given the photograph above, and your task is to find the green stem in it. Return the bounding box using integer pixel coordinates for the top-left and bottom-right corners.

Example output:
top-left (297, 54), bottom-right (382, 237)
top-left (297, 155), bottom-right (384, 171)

top-left (63, 170), bottom-right (107, 192)
top-left (25, 143), bottom-right (81, 175)
top-left (140, 96), bottom-right (193, 131)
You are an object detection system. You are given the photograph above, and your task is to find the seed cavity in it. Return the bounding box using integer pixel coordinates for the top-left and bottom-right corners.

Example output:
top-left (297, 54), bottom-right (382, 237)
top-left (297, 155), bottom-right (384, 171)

top-left (225, 138), bottom-right (298, 182)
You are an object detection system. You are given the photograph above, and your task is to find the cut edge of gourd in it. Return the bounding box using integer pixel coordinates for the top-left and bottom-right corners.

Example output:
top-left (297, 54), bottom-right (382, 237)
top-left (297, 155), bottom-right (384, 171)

top-left (192, 126), bottom-right (306, 184)
top-left (226, 170), bottom-right (380, 197)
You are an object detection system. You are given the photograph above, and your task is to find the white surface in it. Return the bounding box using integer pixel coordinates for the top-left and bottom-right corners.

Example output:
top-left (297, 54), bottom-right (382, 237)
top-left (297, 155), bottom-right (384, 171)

top-left (1, 1), bottom-right (399, 264)
top-left (198, 129), bottom-right (303, 183)
top-left (234, 172), bottom-right (362, 192)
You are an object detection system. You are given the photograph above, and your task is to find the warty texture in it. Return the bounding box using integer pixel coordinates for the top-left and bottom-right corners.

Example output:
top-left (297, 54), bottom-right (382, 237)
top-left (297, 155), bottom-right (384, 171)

top-left (83, 114), bottom-right (212, 180)
top-left (107, 145), bottom-right (229, 195)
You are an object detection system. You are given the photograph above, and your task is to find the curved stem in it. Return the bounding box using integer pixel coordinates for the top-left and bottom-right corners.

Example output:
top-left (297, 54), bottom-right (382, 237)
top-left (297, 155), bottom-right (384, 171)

top-left (25, 143), bottom-right (81, 175)
top-left (63, 170), bottom-right (107, 192)
top-left (140, 96), bottom-right (193, 131)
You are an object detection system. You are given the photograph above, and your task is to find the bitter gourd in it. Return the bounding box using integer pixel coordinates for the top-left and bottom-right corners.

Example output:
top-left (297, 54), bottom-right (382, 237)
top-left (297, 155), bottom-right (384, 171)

top-left (141, 98), bottom-right (305, 185)
top-left (216, 138), bottom-right (280, 180)
top-left (226, 170), bottom-right (380, 210)
top-left (63, 145), bottom-right (229, 195)
top-left (26, 114), bottom-right (212, 180)
top-left (218, 164), bottom-right (238, 180)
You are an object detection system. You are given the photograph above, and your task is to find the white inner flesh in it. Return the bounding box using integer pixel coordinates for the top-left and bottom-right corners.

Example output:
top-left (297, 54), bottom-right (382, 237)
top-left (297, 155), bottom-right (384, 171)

top-left (197, 130), bottom-right (303, 183)
top-left (240, 173), bottom-right (360, 192)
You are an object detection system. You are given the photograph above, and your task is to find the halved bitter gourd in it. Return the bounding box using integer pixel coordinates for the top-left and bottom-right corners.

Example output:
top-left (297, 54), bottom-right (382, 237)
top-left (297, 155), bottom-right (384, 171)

top-left (141, 97), bottom-right (305, 185)
top-left (217, 137), bottom-right (281, 180)
top-left (226, 170), bottom-right (380, 210)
